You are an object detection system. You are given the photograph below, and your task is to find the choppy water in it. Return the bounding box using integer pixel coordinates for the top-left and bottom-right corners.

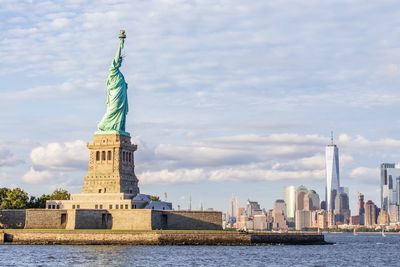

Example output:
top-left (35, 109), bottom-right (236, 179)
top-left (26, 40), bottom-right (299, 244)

top-left (1, 233), bottom-right (400, 266)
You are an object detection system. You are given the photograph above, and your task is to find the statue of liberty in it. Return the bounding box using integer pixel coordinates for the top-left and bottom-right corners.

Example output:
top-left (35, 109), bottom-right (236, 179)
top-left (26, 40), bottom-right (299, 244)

top-left (97, 30), bottom-right (129, 136)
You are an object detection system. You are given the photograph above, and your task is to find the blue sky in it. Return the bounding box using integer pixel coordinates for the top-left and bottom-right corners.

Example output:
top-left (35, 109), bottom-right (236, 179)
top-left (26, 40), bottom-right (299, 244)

top-left (1, 0), bottom-right (400, 212)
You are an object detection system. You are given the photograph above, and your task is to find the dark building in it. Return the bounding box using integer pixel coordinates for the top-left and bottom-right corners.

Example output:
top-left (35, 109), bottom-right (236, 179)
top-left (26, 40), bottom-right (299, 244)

top-left (320, 201), bottom-right (326, 210)
top-left (334, 193), bottom-right (350, 224)
top-left (365, 200), bottom-right (377, 226)
top-left (358, 193), bottom-right (365, 225)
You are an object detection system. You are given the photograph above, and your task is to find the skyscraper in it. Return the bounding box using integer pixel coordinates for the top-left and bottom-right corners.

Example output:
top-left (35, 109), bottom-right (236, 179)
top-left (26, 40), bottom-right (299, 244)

top-left (364, 200), bottom-right (377, 226)
top-left (380, 163), bottom-right (400, 213)
top-left (304, 190), bottom-right (320, 211)
top-left (227, 196), bottom-right (239, 226)
top-left (325, 135), bottom-right (340, 212)
top-left (296, 185), bottom-right (308, 211)
top-left (334, 192), bottom-right (350, 224)
top-left (272, 199), bottom-right (288, 230)
top-left (358, 193), bottom-right (365, 225)
top-left (284, 186), bottom-right (296, 218)
top-left (228, 197), bottom-right (238, 218)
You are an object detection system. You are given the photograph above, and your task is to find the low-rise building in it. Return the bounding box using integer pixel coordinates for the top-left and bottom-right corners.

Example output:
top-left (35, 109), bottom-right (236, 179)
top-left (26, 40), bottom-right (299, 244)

top-left (364, 200), bottom-right (377, 226)
top-left (350, 215), bottom-right (360, 225)
top-left (295, 210), bottom-right (312, 230)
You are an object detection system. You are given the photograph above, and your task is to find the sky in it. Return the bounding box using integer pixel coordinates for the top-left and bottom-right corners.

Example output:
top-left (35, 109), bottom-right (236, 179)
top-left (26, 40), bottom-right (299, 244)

top-left (1, 0), bottom-right (400, 213)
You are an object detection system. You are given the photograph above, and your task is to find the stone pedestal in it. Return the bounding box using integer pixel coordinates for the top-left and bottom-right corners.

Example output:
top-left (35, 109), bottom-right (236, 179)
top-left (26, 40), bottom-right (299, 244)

top-left (49, 133), bottom-right (140, 210)
top-left (83, 133), bottom-right (139, 195)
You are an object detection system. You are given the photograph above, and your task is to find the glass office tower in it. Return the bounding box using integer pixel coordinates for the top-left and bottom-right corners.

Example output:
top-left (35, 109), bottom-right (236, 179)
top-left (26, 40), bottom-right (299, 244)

top-left (325, 141), bottom-right (340, 212)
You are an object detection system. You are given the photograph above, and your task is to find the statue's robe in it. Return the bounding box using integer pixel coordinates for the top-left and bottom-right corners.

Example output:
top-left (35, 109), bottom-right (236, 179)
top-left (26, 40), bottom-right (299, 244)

top-left (98, 52), bottom-right (129, 133)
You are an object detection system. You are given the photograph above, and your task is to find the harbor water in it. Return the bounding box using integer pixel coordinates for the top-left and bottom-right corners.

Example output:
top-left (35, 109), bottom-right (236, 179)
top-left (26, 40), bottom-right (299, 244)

top-left (1, 233), bottom-right (399, 266)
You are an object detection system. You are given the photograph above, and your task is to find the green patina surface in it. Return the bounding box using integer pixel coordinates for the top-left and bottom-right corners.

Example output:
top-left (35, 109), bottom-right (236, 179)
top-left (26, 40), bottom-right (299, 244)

top-left (97, 32), bottom-right (129, 135)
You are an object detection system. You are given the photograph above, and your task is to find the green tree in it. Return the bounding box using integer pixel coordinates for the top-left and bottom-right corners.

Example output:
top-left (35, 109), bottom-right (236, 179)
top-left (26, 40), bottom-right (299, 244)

top-left (0, 187), bottom-right (11, 202)
top-left (149, 195), bottom-right (160, 201)
top-left (50, 188), bottom-right (70, 200)
top-left (27, 194), bottom-right (51, 208)
top-left (0, 188), bottom-right (29, 209)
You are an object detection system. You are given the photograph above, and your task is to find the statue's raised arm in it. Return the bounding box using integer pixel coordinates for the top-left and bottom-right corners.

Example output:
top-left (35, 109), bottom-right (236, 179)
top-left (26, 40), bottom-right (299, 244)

top-left (97, 30), bottom-right (130, 136)
top-left (111, 30), bottom-right (126, 71)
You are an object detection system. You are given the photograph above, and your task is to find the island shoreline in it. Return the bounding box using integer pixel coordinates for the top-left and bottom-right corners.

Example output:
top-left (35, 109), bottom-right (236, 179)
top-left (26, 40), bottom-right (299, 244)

top-left (0, 230), bottom-right (331, 245)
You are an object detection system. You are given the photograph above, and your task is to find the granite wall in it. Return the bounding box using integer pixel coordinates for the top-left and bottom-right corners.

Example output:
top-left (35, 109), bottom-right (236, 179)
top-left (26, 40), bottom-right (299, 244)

top-left (110, 209), bottom-right (153, 230)
top-left (0, 210), bottom-right (26, 229)
top-left (74, 209), bottom-right (112, 229)
top-left (1, 209), bottom-right (223, 230)
top-left (161, 211), bottom-right (223, 230)
top-left (24, 209), bottom-right (67, 229)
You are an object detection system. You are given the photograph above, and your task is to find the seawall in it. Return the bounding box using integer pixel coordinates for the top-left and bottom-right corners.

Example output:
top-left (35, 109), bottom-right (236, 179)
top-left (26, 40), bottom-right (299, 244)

top-left (0, 230), bottom-right (329, 245)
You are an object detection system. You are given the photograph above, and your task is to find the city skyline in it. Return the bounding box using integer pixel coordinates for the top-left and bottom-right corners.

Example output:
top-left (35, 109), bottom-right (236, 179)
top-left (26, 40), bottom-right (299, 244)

top-left (3, 1), bottom-right (400, 212)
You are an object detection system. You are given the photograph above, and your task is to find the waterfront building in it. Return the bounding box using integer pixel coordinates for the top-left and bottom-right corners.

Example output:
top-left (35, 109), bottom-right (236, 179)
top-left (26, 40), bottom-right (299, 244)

top-left (234, 207), bottom-right (246, 229)
top-left (320, 200), bottom-right (326, 210)
top-left (364, 200), bottom-right (377, 226)
top-left (296, 185), bottom-right (308, 211)
top-left (358, 193), bottom-right (365, 225)
top-left (318, 210), bottom-right (328, 229)
top-left (304, 190), bottom-right (320, 211)
top-left (325, 136), bottom-right (341, 212)
top-left (227, 196), bottom-right (239, 227)
top-left (311, 211), bottom-right (317, 228)
top-left (253, 213), bottom-right (268, 230)
top-left (334, 192), bottom-right (351, 224)
top-left (237, 207), bottom-right (245, 218)
top-left (311, 210), bottom-right (328, 229)
top-left (272, 200), bottom-right (288, 230)
top-left (378, 210), bottom-right (390, 225)
top-left (389, 204), bottom-right (400, 223)
top-left (350, 215), bottom-right (360, 225)
top-left (294, 187), bottom-right (324, 230)
top-left (327, 210), bottom-right (335, 228)
top-left (284, 186), bottom-right (296, 219)
top-left (380, 163), bottom-right (400, 215)
top-left (295, 210), bottom-right (312, 230)
top-left (246, 200), bottom-right (262, 217)
top-left (266, 209), bottom-right (274, 230)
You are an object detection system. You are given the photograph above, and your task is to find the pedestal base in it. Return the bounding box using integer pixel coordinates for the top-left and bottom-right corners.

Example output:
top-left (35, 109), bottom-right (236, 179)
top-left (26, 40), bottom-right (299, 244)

top-left (49, 193), bottom-right (134, 210)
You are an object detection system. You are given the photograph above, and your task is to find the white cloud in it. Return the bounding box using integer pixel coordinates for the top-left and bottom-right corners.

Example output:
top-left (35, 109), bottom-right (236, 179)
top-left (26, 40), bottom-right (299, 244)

top-left (22, 167), bottom-right (53, 184)
top-left (349, 167), bottom-right (379, 178)
top-left (209, 166), bottom-right (325, 182)
top-left (19, 133), bottom-right (400, 187)
top-left (0, 172), bottom-right (8, 180)
top-left (138, 165), bottom-right (325, 185)
top-left (30, 140), bottom-right (87, 170)
top-left (145, 133), bottom-right (360, 171)
top-left (135, 133), bottom-right (400, 184)
top-left (0, 148), bottom-right (22, 167)
top-left (139, 168), bottom-right (205, 184)
top-left (50, 18), bottom-right (70, 29)
top-left (155, 144), bottom-right (255, 167)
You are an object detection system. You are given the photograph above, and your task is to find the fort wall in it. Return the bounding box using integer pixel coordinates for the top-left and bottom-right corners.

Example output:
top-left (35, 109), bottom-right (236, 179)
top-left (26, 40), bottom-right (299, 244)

top-left (109, 209), bottom-right (153, 230)
top-left (1, 209), bottom-right (223, 230)
top-left (163, 211), bottom-right (222, 230)
top-left (24, 209), bottom-right (67, 229)
top-left (0, 210), bottom-right (26, 229)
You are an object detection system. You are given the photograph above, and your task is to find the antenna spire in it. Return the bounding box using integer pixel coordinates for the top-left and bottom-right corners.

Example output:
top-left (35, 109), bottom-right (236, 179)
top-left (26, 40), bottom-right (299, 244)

top-left (330, 131), bottom-right (334, 145)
